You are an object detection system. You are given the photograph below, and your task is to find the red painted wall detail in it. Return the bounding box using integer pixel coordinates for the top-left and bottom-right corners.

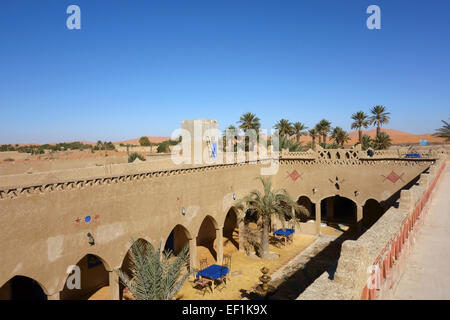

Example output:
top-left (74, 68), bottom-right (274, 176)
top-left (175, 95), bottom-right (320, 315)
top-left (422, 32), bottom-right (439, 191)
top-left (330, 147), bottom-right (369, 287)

top-left (381, 171), bottom-right (405, 183)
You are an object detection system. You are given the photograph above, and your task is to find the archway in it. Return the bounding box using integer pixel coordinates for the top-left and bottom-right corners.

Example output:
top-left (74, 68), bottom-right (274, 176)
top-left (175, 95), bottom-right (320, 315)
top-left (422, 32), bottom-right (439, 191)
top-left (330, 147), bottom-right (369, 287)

top-left (363, 199), bottom-right (384, 229)
top-left (320, 196), bottom-right (356, 225)
top-left (120, 238), bottom-right (152, 300)
top-left (196, 215), bottom-right (218, 265)
top-left (60, 254), bottom-right (109, 300)
top-left (223, 208), bottom-right (239, 254)
top-left (164, 225), bottom-right (191, 255)
top-left (297, 196), bottom-right (316, 222)
top-left (0, 276), bottom-right (47, 300)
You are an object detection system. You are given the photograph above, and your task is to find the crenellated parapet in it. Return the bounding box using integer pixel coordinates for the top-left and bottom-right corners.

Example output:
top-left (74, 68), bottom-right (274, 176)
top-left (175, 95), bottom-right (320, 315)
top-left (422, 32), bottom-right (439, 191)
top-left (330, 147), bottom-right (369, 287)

top-left (0, 149), bottom-right (437, 202)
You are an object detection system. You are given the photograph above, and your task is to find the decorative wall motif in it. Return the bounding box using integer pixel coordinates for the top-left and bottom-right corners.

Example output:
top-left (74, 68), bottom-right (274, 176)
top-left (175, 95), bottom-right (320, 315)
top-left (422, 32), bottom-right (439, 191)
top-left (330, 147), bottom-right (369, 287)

top-left (329, 176), bottom-right (346, 190)
top-left (286, 170), bottom-right (302, 182)
top-left (381, 171), bottom-right (405, 183)
top-left (75, 215), bottom-right (100, 225)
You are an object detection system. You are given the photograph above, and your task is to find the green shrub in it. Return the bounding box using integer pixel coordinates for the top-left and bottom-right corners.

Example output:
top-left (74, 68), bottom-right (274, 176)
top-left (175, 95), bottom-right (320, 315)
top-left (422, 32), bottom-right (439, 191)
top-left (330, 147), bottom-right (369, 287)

top-left (139, 136), bottom-right (151, 146)
top-left (157, 139), bottom-right (179, 153)
top-left (128, 152), bottom-right (145, 163)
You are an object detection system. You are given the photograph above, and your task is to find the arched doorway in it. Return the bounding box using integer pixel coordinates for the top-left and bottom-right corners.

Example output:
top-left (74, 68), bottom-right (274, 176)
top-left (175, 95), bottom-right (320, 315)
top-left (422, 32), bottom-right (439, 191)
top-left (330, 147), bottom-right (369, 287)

top-left (164, 225), bottom-right (191, 255)
top-left (197, 215), bottom-right (218, 265)
top-left (297, 196), bottom-right (316, 222)
top-left (320, 196), bottom-right (356, 225)
top-left (120, 238), bottom-right (152, 300)
top-left (60, 254), bottom-right (109, 300)
top-left (363, 199), bottom-right (384, 229)
top-left (0, 276), bottom-right (47, 300)
top-left (223, 208), bottom-right (239, 254)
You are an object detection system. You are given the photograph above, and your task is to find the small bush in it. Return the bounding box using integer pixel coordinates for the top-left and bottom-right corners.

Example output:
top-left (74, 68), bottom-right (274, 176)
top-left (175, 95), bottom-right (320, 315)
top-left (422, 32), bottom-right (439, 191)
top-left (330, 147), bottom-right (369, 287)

top-left (139, 136), bottom-right (151, 146)
top-left (128, 152), bottom-right (145, 163)
top-left (156, 139), bottom-right (181, 153)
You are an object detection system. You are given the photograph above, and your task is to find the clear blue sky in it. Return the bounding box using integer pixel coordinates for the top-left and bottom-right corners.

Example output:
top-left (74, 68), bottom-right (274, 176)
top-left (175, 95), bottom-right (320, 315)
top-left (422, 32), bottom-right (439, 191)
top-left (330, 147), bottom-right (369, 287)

top-left (1, 0), bottom-right (449, 144)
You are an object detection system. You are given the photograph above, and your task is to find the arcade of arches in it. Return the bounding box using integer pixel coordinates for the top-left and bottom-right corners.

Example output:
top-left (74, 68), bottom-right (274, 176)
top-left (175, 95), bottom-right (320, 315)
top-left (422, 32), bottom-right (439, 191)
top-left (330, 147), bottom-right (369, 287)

top-left (0, 199), bottom-right (385, 300)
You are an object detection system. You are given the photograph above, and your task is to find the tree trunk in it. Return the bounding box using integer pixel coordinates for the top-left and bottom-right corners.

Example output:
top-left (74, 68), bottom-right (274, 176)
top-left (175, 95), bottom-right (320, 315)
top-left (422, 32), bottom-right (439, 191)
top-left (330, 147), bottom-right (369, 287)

top-left (261, 216), bottom-right (270, 258)
top-left (323, 135), bottom-right (327, 144)
top-left (376, 124), bottom-right (380, 137)
top-left (318, 135), bottom-right (322, 144)
top-left (359, 129), bottom-right (362, 144)
top-left (296, 134), bottom-right (300, 143)
top-left (312, 137), bottom-right (316, 150)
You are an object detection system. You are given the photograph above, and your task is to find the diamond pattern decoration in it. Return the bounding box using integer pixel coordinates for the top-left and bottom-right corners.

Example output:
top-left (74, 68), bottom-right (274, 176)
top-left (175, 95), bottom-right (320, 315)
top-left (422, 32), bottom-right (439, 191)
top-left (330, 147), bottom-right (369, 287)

top-left (382, 171), bottom-right (405, 183)
top-left (287, 170), bottom-right (302, 182)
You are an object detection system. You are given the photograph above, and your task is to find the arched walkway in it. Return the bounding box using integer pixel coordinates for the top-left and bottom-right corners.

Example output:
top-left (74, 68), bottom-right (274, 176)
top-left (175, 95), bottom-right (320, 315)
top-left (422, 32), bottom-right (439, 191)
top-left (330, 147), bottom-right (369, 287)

top-left (363, 199), bottom-right (384, 229)
top-left (164, 225), bottom-right (191, 255)
top-left (297, 196), bottom-right (316, 222)
top-left (60, 254), bottom-right (109, 300)
top-left (120, 238), bottom-right (152, 300)
top-left (196, 215), bottom-right (219, 265)
top-left (223, 208), bottom-right (239, 254)
top-left (320, 196), bottom-right (356, 225)
top-left (0, 276), bottom-right (47, 300)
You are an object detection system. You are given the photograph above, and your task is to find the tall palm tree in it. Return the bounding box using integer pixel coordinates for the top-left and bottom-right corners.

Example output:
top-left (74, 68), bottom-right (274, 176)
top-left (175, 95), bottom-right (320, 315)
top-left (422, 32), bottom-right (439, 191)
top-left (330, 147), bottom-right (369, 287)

top-left (237, 112), bottom-right (261, 133)
top-left (314, 123), bottom-right (322, 144)
top-left (117, 240), bottom-right (192, 300)
top-left (369, 105), bottom-right (390, 137)
top-left (308, 128), bottom-right (318, 150)
top-left (317, 119), bottom-right (331, 144)
top-left (273, 119), bottom-right (294, 138)
top-left (236, 177), bottom-right (303, 259)
top-left (373, 132), bottom-right (392, 150)
top-left (433, 118), bottom-right (450, 142)
top-left (351, 111), bottom-right (369, 144)
top-left (292, 122), bottom-right (308, 143)
top-left (223, 125), bottom-right (239, 151)
top-left (237, 112), bottom-right (260, 152)
top-left (331, 127), bottom-right (350, 147)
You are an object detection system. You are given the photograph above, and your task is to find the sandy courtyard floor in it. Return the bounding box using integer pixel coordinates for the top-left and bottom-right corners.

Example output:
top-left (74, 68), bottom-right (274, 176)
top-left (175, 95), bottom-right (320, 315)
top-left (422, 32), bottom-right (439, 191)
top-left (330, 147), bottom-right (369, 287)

top-left (175, 234), bottom-right (316, 300)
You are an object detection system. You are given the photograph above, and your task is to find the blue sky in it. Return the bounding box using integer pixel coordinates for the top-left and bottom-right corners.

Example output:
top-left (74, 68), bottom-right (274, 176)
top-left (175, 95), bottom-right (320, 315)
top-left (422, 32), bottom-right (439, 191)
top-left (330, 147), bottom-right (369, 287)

top-left (1, 0), bottom-right (449, 144)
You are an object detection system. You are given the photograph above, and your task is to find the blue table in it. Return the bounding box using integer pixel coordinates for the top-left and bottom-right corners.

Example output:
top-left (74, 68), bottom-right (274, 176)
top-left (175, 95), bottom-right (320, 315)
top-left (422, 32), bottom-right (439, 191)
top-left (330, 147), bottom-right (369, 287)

top-left (197, 264), bottom-right (229, 293)
top-left (197, 264), bottom-right (229, 281)
top-left (406, 153), bottom-right (421, 158)
top-left (273, 228), bottom-right (295, 237)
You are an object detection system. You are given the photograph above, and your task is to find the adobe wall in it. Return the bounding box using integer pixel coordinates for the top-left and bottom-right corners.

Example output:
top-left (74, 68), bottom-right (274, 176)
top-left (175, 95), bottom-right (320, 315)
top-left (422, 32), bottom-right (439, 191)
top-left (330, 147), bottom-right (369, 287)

top-left (0, 148), bottom-right (437, 297)
top-left (298, 155), bottom-right (446, 300)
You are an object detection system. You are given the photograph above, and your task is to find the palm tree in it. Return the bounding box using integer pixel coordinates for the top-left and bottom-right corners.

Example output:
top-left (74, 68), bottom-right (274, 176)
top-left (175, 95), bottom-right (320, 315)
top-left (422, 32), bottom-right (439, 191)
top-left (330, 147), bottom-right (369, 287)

top-left (308, 128), bottom-right (318, 150)
top-left (433, 118), bottom-right (450, 142)
top-left (223, 125), bottom-right (239, 150)
top-left (236, 177), bottom-right (303, 259)
top-left (117, 240), bottom-right (192, 300)
top-left (292, 122), bottom-right (308, 143)
top-left (314, 123), bottom-right (323, 144)
top-left (369, 105), bottom-right (390, 137)
top-left (351, 111), bottom-right (369, 144)
top-left (373, 132), bottom-right (392, 150)
top-left (238, 113), bottom-right (261, 152)
top-left (331, 127), bottom-right (350, 147)
top-left (237, 112), bottom-right (261, 133)
top-left (278, 135), bottom-right (303, 152)
top-left (317, 119), bottom-right (332, 144)
top-left (361, 134), bottom-right (373, 151)
top-left (273, 119), bottom-right (294, 138)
